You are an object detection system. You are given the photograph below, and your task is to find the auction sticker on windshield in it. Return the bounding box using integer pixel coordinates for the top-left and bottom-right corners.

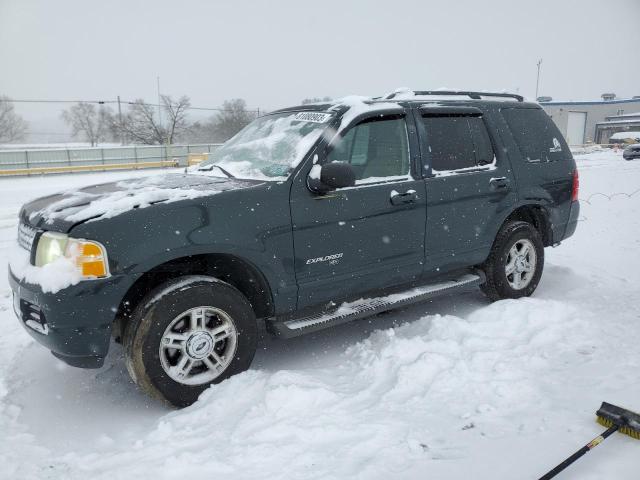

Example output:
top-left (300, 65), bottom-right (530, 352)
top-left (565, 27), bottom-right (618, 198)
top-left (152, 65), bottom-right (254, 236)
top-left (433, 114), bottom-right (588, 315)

top-left (294, 112), bottom-right (332, 123)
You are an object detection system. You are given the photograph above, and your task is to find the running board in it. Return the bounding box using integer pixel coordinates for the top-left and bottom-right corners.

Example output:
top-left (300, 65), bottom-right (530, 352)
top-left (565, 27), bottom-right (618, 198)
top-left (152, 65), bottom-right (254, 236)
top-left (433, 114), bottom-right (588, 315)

top-left (269, 272), bottom-right (484, 338)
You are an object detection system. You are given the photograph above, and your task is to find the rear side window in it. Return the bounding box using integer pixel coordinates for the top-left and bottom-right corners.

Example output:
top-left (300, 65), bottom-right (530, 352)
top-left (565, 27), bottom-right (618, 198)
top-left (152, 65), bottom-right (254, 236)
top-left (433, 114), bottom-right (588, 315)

top-left (421, 116), bottom-right (495, 172)
top-left (502, 108), bottom-right (568, 162)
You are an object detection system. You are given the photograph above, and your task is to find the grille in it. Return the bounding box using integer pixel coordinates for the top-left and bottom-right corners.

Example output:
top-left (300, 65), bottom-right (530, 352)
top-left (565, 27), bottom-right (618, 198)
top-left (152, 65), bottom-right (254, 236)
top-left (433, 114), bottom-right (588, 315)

top-left (17, 222), bottom-right (38, 252)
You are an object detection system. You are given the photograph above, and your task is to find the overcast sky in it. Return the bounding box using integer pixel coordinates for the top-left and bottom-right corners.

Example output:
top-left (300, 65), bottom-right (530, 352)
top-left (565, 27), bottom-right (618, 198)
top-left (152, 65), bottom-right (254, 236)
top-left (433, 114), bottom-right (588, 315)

top-left (1, 0), bottom-right (639, 123)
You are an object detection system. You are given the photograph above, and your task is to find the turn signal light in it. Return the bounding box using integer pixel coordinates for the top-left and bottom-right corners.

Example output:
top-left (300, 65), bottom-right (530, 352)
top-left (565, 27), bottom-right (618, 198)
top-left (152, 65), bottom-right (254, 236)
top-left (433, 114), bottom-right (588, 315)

top-left (72, 240), bottom-right (109, 278)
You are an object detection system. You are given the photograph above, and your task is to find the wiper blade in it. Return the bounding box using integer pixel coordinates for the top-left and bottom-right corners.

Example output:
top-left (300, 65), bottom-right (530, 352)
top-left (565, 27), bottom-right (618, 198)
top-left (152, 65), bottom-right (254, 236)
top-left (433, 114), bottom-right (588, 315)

top-left (214, 165), bottom-right (235, 178)
top-left (197, 164), bottom-right (235, 178)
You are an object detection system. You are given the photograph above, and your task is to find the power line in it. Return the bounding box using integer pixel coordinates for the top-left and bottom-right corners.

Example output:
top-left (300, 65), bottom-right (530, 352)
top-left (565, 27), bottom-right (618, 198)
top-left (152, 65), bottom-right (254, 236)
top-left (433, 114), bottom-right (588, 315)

top-left (4, 98), bottom-right (261, 113)
top-left (26, 132), bottom-right (72, 135)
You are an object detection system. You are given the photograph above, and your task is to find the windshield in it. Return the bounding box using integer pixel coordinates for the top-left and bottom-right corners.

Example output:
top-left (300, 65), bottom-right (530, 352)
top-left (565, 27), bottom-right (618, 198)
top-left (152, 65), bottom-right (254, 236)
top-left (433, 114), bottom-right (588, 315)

top-left (198, 111), bottom-right (334, 181)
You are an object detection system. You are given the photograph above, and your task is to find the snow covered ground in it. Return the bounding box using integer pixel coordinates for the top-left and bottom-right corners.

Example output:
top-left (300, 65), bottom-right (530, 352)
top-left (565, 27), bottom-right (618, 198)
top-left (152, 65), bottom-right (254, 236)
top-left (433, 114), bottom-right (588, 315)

top-left (1, 151), bottom-right (639, 479)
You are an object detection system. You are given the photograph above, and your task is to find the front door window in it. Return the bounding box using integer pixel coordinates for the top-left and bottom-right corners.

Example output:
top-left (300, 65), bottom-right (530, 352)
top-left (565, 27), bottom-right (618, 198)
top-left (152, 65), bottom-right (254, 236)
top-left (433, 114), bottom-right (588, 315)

top-left (327, 116), bottom-right (410, 184)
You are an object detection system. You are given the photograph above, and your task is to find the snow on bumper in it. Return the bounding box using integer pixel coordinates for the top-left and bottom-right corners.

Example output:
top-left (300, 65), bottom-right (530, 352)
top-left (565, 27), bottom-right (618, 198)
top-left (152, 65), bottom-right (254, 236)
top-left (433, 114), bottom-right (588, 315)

top-left (8, 265), bottom-right (138, 368)
top-left (9, 245), bottom-right (82, 294)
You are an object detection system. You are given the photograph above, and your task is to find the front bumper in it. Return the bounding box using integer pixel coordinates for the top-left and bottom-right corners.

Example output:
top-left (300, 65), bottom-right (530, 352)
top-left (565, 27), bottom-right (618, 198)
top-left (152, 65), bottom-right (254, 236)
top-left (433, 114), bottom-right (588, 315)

top-left (9, 268), bottom-right (137, 368)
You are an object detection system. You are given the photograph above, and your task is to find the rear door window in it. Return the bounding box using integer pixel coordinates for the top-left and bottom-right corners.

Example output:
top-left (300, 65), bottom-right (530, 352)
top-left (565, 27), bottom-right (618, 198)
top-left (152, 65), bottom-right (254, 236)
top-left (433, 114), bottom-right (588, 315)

top-left (502, 108), bottom-right (568, 162)
top-left (421, 115), bottom-right (495, 172)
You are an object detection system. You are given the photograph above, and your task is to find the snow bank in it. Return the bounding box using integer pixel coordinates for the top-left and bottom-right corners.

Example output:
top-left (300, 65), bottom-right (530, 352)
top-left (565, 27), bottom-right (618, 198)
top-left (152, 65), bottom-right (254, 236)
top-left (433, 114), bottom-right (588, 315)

top-left (53, 298), bottom-right (592, 480)
top-left (570, 144), bottom-right (607, 155)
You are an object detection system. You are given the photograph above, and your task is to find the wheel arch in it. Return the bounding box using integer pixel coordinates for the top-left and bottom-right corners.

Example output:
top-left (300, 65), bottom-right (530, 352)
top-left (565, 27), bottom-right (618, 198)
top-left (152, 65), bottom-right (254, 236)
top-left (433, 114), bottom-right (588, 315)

top-left (502, 204), bottom-right (553, 247)
top-left (114, 253), bottom-right (274, 340)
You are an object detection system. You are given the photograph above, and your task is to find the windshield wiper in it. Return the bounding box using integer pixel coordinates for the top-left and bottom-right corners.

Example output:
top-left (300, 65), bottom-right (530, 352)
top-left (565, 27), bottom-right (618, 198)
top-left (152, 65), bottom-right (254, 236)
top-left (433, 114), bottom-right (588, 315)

top-left (197, 164), bottom-right (235, 178)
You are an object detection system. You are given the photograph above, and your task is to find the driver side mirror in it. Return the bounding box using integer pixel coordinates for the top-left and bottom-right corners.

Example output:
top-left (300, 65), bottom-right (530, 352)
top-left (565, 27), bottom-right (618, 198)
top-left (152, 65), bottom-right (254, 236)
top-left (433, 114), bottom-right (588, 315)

top-left (308, 162), bottom-right (356, 194)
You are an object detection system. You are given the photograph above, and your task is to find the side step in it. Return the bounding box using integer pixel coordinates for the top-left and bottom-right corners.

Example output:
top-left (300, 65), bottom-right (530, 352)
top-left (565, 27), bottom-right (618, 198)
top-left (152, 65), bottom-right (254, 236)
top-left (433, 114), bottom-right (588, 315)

top-left (269, 272), bottom-right (484, 338)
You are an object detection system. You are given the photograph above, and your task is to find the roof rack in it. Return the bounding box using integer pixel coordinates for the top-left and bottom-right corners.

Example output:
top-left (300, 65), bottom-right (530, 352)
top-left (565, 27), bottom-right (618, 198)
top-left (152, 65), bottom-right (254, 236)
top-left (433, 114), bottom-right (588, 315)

top-left (385, 90), bottom-right (524, 102)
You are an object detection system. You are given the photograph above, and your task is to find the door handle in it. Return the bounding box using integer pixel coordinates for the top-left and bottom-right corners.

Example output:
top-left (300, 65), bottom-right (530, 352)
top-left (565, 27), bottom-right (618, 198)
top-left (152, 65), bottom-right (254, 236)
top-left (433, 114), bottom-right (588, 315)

top-left (489, 177), bottom-right (510, 190)
top-left (390, 189), bottom-right (418, 205)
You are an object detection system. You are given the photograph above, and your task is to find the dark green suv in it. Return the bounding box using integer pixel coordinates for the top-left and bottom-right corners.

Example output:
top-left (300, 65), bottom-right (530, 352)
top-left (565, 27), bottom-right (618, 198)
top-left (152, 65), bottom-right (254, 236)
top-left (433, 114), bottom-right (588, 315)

top-left (9, 91), bottom-right (580, 406)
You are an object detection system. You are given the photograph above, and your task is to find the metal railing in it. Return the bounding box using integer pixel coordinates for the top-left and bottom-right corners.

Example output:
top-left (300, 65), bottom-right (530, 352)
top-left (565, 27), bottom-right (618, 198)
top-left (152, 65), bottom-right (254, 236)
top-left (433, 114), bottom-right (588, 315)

top-left (0, 143), bottom-right (222, 176)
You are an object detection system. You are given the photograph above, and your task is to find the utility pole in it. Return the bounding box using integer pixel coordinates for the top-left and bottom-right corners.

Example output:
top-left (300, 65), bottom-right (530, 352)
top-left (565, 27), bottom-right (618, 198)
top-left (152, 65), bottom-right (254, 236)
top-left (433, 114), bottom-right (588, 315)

top-left (117, 95), bottom-right (124, 145)
top-left (157, 76), bottom-right (162, 131)
top-left (535, 58), bottom-right (543, 100)
top-left (156, 76), bottom-right (171, 163)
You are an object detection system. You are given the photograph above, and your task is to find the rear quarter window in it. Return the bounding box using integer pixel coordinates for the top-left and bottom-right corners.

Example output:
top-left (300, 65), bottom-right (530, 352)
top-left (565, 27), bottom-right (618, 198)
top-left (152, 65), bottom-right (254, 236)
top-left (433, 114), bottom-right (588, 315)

top-left (502, 108), bottom-right (569, 163)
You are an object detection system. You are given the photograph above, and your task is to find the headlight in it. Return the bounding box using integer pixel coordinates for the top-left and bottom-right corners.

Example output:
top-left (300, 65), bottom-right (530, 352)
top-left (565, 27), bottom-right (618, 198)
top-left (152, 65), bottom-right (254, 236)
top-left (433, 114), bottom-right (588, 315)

top-left (35, 232), bottom-right (109, 279)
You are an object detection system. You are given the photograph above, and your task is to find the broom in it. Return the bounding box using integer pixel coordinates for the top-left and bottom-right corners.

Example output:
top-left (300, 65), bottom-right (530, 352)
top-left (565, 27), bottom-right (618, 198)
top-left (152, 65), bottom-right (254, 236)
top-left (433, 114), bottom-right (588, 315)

top-left (539, 402), bottom-right (640, 479)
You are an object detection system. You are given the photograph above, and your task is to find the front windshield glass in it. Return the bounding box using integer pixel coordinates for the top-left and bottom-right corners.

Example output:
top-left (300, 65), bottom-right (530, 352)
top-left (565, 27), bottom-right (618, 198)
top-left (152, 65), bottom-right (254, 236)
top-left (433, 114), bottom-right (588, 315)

top-left (198, 111), bottom-right (334, 181)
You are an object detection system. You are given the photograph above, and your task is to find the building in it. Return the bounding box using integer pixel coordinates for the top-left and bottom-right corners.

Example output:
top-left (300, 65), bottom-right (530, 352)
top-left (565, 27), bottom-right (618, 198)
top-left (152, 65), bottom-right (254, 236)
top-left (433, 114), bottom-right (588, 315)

top-left (595, 112), bottom-right (640, 144)
top-left (539, 94), bottom-right (640, 145)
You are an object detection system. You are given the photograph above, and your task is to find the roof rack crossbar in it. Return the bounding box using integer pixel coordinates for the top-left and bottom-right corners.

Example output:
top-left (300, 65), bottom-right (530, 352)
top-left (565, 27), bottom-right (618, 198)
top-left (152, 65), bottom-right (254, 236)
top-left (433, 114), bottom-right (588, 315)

top-left (386, 90), bottom-right (524, 102)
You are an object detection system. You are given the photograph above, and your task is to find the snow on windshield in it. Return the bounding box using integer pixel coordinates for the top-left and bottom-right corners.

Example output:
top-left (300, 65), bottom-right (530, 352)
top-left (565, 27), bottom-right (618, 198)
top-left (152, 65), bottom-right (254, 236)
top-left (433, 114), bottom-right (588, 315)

top-left (197, 98), bottom-right (404, 181)
top-left (200, 112), bottom-right (332, 181)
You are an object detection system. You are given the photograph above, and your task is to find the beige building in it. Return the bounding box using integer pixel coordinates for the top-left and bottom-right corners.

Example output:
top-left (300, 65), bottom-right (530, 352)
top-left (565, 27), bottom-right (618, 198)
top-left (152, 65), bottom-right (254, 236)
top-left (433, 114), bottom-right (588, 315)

top-left (540, 95), bottom-right (640, 145)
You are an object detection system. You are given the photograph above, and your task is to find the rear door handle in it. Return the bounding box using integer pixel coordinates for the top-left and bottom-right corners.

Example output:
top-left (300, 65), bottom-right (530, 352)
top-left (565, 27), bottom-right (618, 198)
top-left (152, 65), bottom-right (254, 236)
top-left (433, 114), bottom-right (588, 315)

top-left (390, 189), bottom-right (418, 205)
top-left (489, 177), bottom-right (510, 190)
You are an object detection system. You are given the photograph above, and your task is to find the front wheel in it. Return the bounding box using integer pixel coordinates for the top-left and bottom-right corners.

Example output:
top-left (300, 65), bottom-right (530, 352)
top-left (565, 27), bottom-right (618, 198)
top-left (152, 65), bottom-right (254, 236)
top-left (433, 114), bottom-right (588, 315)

top-left (123, 276), bottom-right (257, 407)
top-left (481, 221), bottom-right (545, 301)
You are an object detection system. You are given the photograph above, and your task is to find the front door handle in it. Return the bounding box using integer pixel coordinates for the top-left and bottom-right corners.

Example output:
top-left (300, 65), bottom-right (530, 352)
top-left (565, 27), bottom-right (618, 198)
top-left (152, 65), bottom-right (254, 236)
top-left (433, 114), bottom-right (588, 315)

top-left (390, 189), bottom-right (418, 205)
top-left (489, 177), bottom-right (510, 190)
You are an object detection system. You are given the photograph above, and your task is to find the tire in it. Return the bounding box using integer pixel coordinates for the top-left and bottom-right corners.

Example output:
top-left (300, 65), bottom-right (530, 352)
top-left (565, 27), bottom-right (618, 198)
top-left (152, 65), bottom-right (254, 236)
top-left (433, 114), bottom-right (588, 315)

top-left (480, 221), bottom-right (544, 301)
top-left (123, 275), bottom-right (257, 407)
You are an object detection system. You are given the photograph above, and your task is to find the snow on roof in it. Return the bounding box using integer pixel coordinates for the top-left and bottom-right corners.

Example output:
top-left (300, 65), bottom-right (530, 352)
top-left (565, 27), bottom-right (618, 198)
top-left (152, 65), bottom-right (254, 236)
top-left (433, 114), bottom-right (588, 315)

top-left (609, 131), bottom-right (640, 140)
top-left (380, 87), bottom-right (525, 102)
top-left (329, 96), bottom-right (403, 134)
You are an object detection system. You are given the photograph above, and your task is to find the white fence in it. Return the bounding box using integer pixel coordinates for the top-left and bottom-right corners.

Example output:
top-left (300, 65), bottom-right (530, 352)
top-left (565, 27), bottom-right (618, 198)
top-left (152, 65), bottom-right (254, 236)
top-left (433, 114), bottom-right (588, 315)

top-left (0, 144), bottom-right (222, 176)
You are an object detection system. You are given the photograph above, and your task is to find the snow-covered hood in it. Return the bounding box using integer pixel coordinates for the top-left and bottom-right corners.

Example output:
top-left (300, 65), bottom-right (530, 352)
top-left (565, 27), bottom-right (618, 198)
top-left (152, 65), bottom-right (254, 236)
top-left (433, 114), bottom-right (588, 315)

top-left (21, 173), bottom-right (260, 233)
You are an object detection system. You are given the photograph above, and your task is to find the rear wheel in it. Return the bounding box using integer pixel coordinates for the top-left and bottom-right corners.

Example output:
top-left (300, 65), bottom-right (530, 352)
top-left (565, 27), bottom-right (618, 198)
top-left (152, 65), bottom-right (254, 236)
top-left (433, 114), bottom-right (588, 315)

top-left (481, 221), bottom-right (544, 301)
top-left (123, 275), bottom-right (257, 407)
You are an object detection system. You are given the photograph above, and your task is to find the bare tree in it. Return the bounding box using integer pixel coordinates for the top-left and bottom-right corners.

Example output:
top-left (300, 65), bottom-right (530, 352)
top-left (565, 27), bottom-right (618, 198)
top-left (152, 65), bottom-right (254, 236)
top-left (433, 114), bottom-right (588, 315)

top-left (209, 99), bottom-right (257, 142)
top-left (117, 95), bottom-right (190, 145)
top-left (0, 96), bottom-right (28, 143)
top-left (61, 102), bottom-right (113, 146)
top-left (163, 95), bottom-right (191, 143)
top-left (117, 99), bottom-right (163, 145)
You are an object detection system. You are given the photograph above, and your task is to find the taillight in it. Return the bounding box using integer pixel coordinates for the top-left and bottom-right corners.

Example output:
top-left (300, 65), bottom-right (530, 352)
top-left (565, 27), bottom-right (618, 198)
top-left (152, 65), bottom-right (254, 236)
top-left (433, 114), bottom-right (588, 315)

top-left (571, 169), bottom-right (579, 202)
